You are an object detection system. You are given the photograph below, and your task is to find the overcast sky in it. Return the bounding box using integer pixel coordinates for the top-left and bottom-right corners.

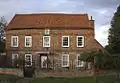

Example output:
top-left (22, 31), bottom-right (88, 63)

top-left (0, 0), bottom-right (119, 46)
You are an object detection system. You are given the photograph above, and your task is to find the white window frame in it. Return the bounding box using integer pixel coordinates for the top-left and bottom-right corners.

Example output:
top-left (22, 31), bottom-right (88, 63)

top-left (62, 36), bottom-right (69, 47)
top-left (11, 36), bottom-right (18, 47)
top-left (12, 54), bottom-right (18, 60)
top-left (62, 54), bottom-right (69, 67)
top-left (45, 29), bottom-right (50, 35)
top-left (25, 36), bottom-right (32, 47)
top-left (43, 36), bottom-right (50, 47)
top-left (12, 54), bottom-right (19, 66)
top-left (25, 54), bottom-right (32, 66)
top-left (76, 54), bottom-right (84, 67)
top-left (77, 36), bottom-right (84, 47)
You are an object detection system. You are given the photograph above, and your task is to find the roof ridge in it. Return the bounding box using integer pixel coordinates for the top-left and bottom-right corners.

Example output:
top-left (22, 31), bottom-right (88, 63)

top-left (15, 13), bottom-right (88, 16)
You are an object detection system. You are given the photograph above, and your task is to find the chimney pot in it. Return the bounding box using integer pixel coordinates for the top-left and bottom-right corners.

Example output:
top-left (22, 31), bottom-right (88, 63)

top-left (91, 16), bottom-right (93, 20)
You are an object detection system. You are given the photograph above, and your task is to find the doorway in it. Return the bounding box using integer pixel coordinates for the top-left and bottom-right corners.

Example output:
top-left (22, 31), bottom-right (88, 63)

top-left (39, 54), bottom-right (48, 68)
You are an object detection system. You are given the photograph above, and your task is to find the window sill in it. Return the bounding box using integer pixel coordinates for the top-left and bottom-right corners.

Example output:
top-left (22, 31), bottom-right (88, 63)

top-left (11, 46), bottom-right (18, 47)
top-left (77, 46), bottom-right (84, 48)
top-left (25, 46), bottom-right (32, 47)
top-left (62, 46), bottom-right (69, 48)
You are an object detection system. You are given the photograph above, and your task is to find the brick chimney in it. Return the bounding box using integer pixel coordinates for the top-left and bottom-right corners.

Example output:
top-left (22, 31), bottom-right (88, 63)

top-left (89, 16), bottom-right (95, 37)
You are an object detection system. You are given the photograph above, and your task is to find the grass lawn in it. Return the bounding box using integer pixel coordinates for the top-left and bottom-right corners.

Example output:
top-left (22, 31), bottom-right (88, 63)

top-left (33, 75), bottom-right (116, 83)
top-left (0, 74), bottom-right (116, 83)
top-left (0, 74), bottom-right (21, 80)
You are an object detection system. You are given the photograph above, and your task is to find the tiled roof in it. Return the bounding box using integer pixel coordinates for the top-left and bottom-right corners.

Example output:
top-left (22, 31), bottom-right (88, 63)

top-left (6, 13), bottom-right (90, 30)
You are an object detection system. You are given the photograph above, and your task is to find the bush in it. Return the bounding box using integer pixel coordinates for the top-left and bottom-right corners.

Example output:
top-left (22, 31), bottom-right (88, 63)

top-left (80, 50), bottom-right (113, 69)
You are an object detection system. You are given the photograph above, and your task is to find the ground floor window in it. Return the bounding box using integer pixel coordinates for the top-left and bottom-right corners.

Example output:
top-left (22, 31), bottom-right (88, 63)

top-left (62, 54), bottom-right (69, 67)
top-left (76, 54), bottom-right (84, 67)
top-left (41, 55), bottom-right (48, 68)
top-left (25, 54), bottom-right (32, 66)
top-left (12, 54), bottom-right (18, 67)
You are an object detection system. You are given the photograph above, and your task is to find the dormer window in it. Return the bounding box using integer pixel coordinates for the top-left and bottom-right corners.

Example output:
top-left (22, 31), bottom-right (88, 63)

top-left (44, 29), bottom-right (50, 35)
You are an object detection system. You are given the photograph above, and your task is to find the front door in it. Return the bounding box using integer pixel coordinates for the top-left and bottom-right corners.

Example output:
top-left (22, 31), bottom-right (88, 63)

top-left (41, 55), bottom-right (47, 68)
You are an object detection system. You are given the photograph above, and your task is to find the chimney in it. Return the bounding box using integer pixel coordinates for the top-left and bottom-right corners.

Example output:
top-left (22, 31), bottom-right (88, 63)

top-left (89, 16), bottom-right (95, 37)
top-left (91, 16), bottom-right (93, 20)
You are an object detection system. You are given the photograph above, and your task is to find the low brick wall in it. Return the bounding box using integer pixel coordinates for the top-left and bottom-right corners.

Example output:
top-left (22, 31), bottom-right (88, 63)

top-left (0, 68), bottom-right (23, 77)
top-left (44, 71), bottom-right (94, 77)
top-left (0, 68), bottom-right (94, 77)
top-left (0, 68), bottom-right (116, 77)
top-left (35, 69), bottom-right (116, 77)
top-left (35, 70), bottom-right (94, 77)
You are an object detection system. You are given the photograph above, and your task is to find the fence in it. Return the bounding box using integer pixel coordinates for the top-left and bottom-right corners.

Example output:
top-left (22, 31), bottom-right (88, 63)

top-left (11, 58), bottom-right (92, 72)
top-left (0, 55), bottom-right (114, 77)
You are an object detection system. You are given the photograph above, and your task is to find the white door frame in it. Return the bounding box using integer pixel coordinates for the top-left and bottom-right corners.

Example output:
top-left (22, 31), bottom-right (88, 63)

top-left (40, 55), bottom-right (48, 68)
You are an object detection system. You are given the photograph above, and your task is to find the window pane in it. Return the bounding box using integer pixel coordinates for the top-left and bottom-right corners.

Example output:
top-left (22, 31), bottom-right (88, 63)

top-left (12, 54), bottom-right (18, 67)
top-left (62, 54), bottom-right (69, 67)
top-left (44, 37), bottom-right (49, 43)
top-left (78, 56), bottom-right (81, 60)
top-left (63, 37), bottom-right (68, 46)
top-left (78, 61), bottom-right (82, 66)
top-left (12, 36), bottom-right (18, 47)
top-left (63, 61), bottom-right (68, 66)
top-left (25, 36), bottom-right (32, 47)
top-left (25, 54), bottom-right (32, 66)
top-left (14, 55), bottom-right (18, 59)
top-left (63, 37), bottom-right (68, 41)
top-left (43, 36), bottom-right (50, 47)
top-left (45, 29), bottom-right (50, 35)
top-left (12, 54), bottom-right (18, 60)
top-left (77, 36), bottom-right (84, 47)
top-left (13, 38), bottom-right (15, 46)
top-left (77, 54), bottom-right (84, 67)
top-left (26, 38), bottom-right (30, 46)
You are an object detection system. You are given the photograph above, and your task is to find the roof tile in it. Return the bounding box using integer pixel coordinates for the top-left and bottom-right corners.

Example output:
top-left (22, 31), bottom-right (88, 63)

top-left (6, 13), bottom-right (90, 30)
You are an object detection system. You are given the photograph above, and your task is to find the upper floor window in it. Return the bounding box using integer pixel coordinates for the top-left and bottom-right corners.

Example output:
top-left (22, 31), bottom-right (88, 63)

top-left (62, 36), bottom-right (69, 47)
top-left (43, 36), bottom-right (50, 47)
top-left (77, 36), bottom-right (84, 47)
top-left (11, 36), bottom-right (18, 47)
top-left (62, 54), bottom-right (69, 67)
top-left (44, 29), bottom-right (50, 35)
top-left (25, 36), bottom-right (32, 47)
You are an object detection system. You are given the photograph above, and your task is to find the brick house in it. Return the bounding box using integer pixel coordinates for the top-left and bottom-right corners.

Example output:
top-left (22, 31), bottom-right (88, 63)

top-left (5, 13), bottom-right (105, 70)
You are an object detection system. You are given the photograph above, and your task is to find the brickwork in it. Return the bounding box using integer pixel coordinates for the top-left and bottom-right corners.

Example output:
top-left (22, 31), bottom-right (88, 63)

top-left (5, 13), bottom-right (106, 76)
top-left (6, 29), bottom-right (100, 51)
top-left (6, 28), bottom-right (105, 68)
